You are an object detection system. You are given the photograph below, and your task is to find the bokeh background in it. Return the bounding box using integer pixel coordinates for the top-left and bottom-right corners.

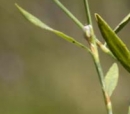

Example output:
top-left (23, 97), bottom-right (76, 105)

top-left (0, 0), bottom-right (130, 114)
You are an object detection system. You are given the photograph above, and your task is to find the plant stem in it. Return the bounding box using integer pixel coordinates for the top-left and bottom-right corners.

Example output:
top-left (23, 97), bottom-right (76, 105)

top-left (96, 39), bottom-right (115, 59)
top-left (92, 50), bottom-right (113, 114)
top-left (83, 0), bottom-right (104, 88)
top-left (84, 1), bottom-right (113, 114)
top-left (53, 0), bottom-right (115, 60)
top-left (83, 0), bottom-right (93, 26)
top-left (53, 0), bottom-right (84, 29)
top-left (90, 30), bottom-right (113, 114)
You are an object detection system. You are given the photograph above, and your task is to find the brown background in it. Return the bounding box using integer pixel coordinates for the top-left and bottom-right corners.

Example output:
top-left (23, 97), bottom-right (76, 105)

top-left (0, 0), bottom-right (130, 114)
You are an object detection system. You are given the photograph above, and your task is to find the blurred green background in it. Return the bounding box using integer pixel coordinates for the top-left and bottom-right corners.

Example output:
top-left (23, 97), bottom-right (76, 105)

top-left (0, 0), bottom-right (130, 114)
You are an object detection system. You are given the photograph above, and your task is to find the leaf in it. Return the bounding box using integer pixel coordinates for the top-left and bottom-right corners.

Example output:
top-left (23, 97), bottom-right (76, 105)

top-left (15, 3), bottom-right (90, 52)
top-left (104, 63), bottom-right (119, 96)
top-left (95, 13), bottom-right (130, 73)
top-left (114, 13), bottom-right (130, 33)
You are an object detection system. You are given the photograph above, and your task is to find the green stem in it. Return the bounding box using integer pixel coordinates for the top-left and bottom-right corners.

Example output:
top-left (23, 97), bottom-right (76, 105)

top-left (96, 39), bottom-right (115, 59)
top-left (84, 0), bottom-right (115, 60)
top-left (91, 44), bottom-right (113, 114)
top-left (83, 0), bottom-right (104, 88)
top-left (83, 1), bottom-right (113, 114)
top-left (84, 0), bottom-right (93, 25)
top-left (93, 56), bottom-right (105, 88)
top-left (53, 0), bottom-right (84, 29)
top-left (53, 0), bottom-right (115, 60)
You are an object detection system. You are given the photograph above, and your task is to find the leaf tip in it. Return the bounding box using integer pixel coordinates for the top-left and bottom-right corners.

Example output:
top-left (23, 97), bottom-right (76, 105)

top-left (95, 13), bottom-right (100, 21)
top-left (15, 3), bottom-right (20, 9)
top-left (15, 3), bottom-right (18, 6)
top-left (113, 63), bottom-right (118, 67)
top-left (15, 3), bottom-right (23, 13)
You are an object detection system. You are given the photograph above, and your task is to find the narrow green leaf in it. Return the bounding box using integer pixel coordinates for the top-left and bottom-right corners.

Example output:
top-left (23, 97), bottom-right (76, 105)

top-left (114, 13), bottom-right (130, 33)
top-left (105, 63), bottom-right (119, 96)
top-left (15, 3), bottom-right (90, 52)
top-left (15, 3), bottom-right (53, 31)
top-left (95, 13), bottom-right (130, 73)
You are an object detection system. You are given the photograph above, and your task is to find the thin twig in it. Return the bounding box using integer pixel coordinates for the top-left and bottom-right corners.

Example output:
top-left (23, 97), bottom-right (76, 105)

top-left (84, 1), bottom-right (113, 114)
top-left (53, 0), bottom-right (84, 29)
top-left (53, 0), bottom-right (115, 60)
top-left (83, 0), bottom-right (93, 25)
